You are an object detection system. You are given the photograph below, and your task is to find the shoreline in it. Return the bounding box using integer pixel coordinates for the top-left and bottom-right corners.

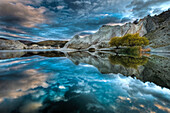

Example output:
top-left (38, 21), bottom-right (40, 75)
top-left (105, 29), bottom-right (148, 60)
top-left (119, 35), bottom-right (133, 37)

top-left (0, 48), bottom-right (170, 54)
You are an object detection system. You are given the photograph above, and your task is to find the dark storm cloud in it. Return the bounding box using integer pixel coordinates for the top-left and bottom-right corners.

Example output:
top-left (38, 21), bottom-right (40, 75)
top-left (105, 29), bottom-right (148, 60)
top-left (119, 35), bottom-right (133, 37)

top-left (0, 0), bottom-right (169, 41)
top-left (127, 0), bottom-right (170, 18)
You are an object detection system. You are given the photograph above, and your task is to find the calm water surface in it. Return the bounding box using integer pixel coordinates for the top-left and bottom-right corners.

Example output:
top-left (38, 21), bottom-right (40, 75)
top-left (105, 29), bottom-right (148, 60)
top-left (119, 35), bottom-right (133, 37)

top-left (0, 51), bottom-right (169, 113)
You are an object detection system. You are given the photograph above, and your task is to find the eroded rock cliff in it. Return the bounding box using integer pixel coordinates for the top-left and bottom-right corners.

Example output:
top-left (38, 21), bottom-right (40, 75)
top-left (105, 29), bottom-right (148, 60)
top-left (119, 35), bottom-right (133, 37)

top-left (65, 10), bottom-right (170, 52)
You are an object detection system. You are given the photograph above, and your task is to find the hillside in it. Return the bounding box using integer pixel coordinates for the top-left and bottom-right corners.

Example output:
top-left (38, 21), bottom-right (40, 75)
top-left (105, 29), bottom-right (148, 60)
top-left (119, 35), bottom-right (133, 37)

top-left (0, 39), bottom-right (68, 50)
top-left (37, 40), bottom-right (68, 47)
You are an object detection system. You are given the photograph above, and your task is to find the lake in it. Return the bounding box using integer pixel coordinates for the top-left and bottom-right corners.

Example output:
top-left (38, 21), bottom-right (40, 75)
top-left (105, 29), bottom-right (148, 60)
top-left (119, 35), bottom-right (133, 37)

top-left (0, 50), bottom-right (170, 113)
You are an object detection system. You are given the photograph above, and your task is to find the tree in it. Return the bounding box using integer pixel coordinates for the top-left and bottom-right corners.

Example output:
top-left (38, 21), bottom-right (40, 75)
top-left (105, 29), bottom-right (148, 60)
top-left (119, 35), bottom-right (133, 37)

top-left (141, 37), bottom-right (149, 46)
top-left (120, 33), bottom-right (149, 47)
top-left (109, 37), bottom-right (122, 48)
top-left (109, 33), bottom-right (149, 48)
top-left (121, 34), bottom-right (133, 46)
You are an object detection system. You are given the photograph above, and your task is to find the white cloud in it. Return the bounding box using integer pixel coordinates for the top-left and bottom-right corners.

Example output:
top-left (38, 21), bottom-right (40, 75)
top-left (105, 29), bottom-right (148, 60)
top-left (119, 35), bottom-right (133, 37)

top-left (57, 6), bottom-right (65, 10)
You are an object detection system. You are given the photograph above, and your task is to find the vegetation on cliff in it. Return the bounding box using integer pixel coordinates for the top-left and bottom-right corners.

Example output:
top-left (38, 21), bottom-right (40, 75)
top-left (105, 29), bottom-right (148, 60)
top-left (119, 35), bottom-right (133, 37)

top-left (109, 33), bottom-right (149, 48)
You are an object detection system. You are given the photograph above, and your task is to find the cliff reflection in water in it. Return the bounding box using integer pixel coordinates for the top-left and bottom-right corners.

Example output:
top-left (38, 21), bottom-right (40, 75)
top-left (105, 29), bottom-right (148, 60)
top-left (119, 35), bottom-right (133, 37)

top-left (0, 51), bottom-right (170, 89)
top-left (66, 51), bottom-right (170, 89)
top-left (66, 52), bottom-right (148, 76)
top-left (0, 50), bottom-right (170, 113)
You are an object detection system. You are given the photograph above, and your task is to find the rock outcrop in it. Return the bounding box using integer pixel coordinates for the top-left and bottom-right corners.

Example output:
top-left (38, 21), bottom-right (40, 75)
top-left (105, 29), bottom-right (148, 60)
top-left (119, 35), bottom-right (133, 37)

top-left (65, 10), bottom-right (170, 52)
top-left (0, 38), bottom-right (68, 50)
top-left (0, 39), bottom-right (27, 50)
top-left (144, 11), bottom-right (170, 52)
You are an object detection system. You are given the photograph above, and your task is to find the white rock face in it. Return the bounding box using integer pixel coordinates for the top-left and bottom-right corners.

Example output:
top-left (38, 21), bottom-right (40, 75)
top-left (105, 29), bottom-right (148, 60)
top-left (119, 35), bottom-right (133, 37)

top-left (65, 10), bottom-right (170, 51)
top-left (65, 19), bottom-right (148, 50)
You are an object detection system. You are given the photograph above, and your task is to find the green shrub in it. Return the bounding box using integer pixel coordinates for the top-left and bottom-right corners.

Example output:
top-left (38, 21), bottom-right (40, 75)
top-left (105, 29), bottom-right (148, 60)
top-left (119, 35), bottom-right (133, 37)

top-left (109, 33), bottom-right (149, 48)
top-left (109, 37), bottom-right (122, 48)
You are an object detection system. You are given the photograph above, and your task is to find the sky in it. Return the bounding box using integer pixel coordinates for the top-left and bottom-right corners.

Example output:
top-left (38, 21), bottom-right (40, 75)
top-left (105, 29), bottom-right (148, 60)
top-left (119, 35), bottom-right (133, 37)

top-left (0, 0), bottom-right (170, 41)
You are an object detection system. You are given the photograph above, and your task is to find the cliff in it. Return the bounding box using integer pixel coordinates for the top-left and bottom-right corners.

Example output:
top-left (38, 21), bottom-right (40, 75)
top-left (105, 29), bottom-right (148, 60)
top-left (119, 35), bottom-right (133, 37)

top-left (65, 10), bottom-right (170, 52)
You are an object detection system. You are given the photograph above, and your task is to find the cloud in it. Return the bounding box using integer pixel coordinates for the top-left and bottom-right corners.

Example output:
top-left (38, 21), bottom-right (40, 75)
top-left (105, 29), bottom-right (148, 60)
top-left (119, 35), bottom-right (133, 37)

top-left (0, 0), bottom-right (48, 41)
top-left (127, 0), bottom-right (170, 18)
top-left (0, 0), bottom-right (170, 41)
top-left (0, 26), bottom-right (26, 34)
top-left (0, 2), bottom-right (46, 27)
top-left (56, 6), bottom-right (65, 10)
top-left (0, 32), bottom-right (32, 40)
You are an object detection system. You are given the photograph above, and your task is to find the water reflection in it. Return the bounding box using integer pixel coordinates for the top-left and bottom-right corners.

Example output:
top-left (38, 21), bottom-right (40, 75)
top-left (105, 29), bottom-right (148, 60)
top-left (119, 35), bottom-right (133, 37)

top-left (0, 51), bottom-right (65, 59)
top-left (0, 51), bottom-right (169, 113)
top-left (109, 55), bottom-right (148, 69)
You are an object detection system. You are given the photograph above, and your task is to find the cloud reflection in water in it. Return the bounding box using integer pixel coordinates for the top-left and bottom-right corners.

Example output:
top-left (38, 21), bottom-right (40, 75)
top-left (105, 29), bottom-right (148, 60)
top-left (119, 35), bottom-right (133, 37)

top-left (0, 56), bottom-right (169, 113)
